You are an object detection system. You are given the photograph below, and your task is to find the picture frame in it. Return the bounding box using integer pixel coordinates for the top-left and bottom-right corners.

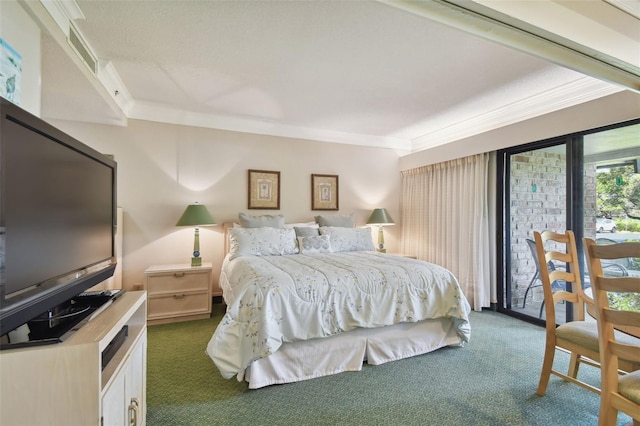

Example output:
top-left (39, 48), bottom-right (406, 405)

top-left (248, 169), bottom-right (280, 210)
top-left (311, 174), bottom-right (339, 210)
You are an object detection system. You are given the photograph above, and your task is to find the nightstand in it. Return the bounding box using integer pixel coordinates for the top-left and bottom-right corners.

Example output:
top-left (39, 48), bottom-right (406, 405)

top-left (144, 263), bottom-right (212, 325)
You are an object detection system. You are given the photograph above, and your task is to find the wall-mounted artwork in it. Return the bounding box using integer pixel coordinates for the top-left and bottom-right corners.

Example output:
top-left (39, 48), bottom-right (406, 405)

top-left (248, 169), bottom-right (280, 209)
top-left (312, 174), bottom-right (339, 210)
top-left (0, 38), bottom-right (22, 105)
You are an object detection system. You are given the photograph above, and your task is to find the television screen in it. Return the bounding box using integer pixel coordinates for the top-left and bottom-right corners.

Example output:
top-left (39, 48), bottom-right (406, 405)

top-left (0, 99), bottom-right (117, 337)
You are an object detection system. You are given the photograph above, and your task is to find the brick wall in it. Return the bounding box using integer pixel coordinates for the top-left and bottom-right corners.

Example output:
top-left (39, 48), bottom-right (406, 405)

top-left (508, 150), bottom-right (596, 307)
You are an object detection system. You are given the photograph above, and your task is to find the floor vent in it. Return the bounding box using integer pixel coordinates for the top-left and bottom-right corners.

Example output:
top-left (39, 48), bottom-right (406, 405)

top-left (68, 25), bottom-right (97, 74)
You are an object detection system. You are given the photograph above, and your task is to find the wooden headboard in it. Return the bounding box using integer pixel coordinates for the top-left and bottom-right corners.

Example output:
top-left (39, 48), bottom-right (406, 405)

top-left (223, 222), bottom-right (234, 256)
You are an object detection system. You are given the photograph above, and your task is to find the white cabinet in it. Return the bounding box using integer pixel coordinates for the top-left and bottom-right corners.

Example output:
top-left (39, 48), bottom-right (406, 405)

top-left (145, 263), bottom-right (212, 325)
top-left (0, 291), bottom-right (147, 426)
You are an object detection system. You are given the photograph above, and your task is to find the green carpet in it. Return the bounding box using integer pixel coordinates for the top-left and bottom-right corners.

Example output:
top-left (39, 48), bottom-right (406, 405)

top-left (147, 306), bottom-right (632, 425)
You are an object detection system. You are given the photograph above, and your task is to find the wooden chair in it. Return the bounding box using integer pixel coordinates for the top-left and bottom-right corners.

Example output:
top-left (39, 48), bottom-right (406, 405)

top-left (584, 238), bottom-right (640, 426)
top-left (534, 230), bottom-right (601, 396)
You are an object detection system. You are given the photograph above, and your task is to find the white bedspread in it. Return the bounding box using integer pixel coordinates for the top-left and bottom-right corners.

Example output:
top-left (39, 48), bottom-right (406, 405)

top-left (206, 252), bottom-right (471, 379)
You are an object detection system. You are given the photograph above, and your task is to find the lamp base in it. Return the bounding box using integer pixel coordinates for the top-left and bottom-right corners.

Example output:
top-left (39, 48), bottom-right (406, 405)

top-left (191, 257), bottom-right (202, 267)
top-left (377, 226), bottom-right (385, 253)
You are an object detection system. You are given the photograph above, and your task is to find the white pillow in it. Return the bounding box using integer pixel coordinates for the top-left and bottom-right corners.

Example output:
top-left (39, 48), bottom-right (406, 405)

top-left (238, 213), bottom-right (285, 228)
top-left (314, 214), bottom-right (355, 227)
top-left (228, 227), bottom-right (298, 259)
top-left (319, 227), bottom-right (375, 252)
top-left (294, 226), bottom-right (320, 238)
top-left (298, 235), bottom-right (332, 254)
top-left (284, 221), bottom-right (318, 229)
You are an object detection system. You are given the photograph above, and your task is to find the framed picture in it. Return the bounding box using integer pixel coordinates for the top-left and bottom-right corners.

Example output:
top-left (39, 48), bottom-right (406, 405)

top-left (312, 174), bottom-right (339, 210)
top-left (248, 169), bottom-right (280, 209)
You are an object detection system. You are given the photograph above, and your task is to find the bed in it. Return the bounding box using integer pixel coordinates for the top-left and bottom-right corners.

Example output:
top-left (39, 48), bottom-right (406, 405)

top-left (206, 216), bottom-right (471, 389)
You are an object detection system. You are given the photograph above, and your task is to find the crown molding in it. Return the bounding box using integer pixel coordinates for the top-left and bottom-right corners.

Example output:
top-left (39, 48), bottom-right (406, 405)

top-left (128, 101), bottom-right (413, 152)
top-left (39, 0), bottom-right (84, 36)
top-left (411, 77), bottom-right (623, 152)
top-left (96, 60), bottom-right (135, 115)
top-left (116, 77), bottom-right (621, 155)
top-left (604, 0), bottom-right (640, 19)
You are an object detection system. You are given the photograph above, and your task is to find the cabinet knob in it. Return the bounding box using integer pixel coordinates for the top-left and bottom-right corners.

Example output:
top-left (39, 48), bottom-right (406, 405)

top-left (173, 293), bottom-right (186, 299)
top-left (173, 272), bottom-right (185, 278)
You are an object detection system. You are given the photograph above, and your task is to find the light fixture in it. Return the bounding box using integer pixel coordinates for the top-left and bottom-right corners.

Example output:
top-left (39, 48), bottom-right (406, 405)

top-left (176, 203), bottom-right (216, 266)
top-left (366, 208), bottom-right (395, 253)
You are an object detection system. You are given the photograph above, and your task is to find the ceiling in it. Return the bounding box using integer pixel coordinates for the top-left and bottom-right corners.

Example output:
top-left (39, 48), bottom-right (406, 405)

top-left (30, 0), bottom-right (639, 155)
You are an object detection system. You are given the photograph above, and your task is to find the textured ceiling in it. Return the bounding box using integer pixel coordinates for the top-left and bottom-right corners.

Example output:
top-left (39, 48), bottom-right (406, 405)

top-left (36, 0), bottom-right (633, 154)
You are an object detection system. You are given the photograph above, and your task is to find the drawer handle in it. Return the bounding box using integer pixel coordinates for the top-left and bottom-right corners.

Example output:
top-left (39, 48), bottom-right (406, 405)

top-left (173, 272), bottom-right (185, 278)
top-left (129, 397), bottom-right (139, 426)
top-left (173, 293), bottom-right (186, 299)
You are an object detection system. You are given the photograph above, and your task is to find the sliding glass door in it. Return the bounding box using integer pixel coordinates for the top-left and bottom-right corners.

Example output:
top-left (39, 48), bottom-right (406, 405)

top-left (498, 119), bottom-right (639, 324)
top-left (500, 141), bottom-right (568, 324)
top-left (582, 125), bottom-right (640, 285)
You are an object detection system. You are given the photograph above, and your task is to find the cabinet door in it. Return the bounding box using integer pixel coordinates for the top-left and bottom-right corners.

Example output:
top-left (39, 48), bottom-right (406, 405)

top-left (126, 334), bottom-right (147, 426)
top-left (102, 372), bottom-right (127, 426)
top-left (101, 334), bottom-right (147, 426)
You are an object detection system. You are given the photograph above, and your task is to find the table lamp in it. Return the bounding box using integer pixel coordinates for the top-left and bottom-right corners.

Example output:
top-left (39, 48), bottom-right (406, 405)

top-left (176, 203), bottom-right (216, 266)
top-left (367, 208), bottom-right (395, 253)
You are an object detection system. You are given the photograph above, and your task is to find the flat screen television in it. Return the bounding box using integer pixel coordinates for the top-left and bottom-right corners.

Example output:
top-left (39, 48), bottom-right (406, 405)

top-left (0, 98), bottom-right (117, 337)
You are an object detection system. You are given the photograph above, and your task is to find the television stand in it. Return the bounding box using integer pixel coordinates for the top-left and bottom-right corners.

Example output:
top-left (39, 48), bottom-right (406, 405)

top-left (0, 291), bottom-right (147, 425)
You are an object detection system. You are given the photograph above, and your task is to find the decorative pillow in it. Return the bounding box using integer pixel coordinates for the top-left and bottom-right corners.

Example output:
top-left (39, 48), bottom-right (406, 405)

top-left (228, 227), bottom-right (297, 259)
top-left (297, 235), bottom-right (332, 254)
top-left (238, 213), bottom-right (285, 228)
top-left (285, 221), bottom-right (318, 229)
top-left (294, 226), bottom-right (320, 238)
top-left (314, 213), bottom-right (355, 228)
top-left (319, 227), bottom-right (375, 252)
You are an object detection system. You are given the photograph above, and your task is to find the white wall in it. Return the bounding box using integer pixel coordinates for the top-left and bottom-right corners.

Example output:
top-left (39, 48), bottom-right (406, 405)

top-left (0, 0), bottom-right (41, 115)
top-left (49, 118), bottom-right (401, 292)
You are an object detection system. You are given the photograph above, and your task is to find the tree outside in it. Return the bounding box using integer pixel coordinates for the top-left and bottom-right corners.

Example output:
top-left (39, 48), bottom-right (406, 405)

top-left (595, 163), bottom-right (640, 310)
top-left (596, 164), bottom-right (640, 232)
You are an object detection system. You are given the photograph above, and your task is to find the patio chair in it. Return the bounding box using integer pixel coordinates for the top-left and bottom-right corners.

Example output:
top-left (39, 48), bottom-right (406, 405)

top-left (583, 238), bottom-right (640, 425)
top-left (595, 238), bottom-right (630, 277)
top-left (523, 238), bottom-right (565, 318)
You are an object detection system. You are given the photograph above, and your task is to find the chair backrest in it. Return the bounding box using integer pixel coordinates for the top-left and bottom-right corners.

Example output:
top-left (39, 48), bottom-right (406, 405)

top-left (526, 239), bottom-right (540, 272)
top-left (527, 238), bottom-right (557, 274)
top-left (533, 230), bottom-right (587, 324)
top-left (583, 238), bottom-right (640, 422)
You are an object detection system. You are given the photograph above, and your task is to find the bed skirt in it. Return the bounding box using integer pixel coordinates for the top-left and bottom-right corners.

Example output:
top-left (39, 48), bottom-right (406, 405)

top-left (241, 317), bottom-right (462, 389)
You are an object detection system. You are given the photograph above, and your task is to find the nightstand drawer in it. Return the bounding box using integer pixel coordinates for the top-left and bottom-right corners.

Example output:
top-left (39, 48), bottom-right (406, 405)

top-left (146, 271), bottom-right (209, 293)
top-left (144, 263), bottom-right (212, 324)
top-left (148, 290), bottom-right (209, 319)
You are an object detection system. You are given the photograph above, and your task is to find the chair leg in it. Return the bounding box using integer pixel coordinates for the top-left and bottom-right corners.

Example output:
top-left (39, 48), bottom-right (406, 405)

top-left (523, 272), bottom-right (539, 309)
top-left (539, 301), bottom-right (545, 319)
top-left (536, 339), bottom-right (556, 396)
top-left (567, 352), bottom-right (580, 378)
top-left (598, 394), bottom-right (617, 426)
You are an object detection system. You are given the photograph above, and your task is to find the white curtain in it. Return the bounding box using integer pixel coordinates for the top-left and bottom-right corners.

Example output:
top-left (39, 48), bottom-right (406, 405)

top-left (401, 153), bottom-right (491, 311)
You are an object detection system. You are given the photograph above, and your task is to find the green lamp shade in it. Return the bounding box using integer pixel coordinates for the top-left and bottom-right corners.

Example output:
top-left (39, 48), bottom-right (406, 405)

top-left (366, 208), bottom-right (395, 225)
top-left (176, 204), bottom-right (215, 267)
top-left (176, 204), bottom-right (216, 227)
